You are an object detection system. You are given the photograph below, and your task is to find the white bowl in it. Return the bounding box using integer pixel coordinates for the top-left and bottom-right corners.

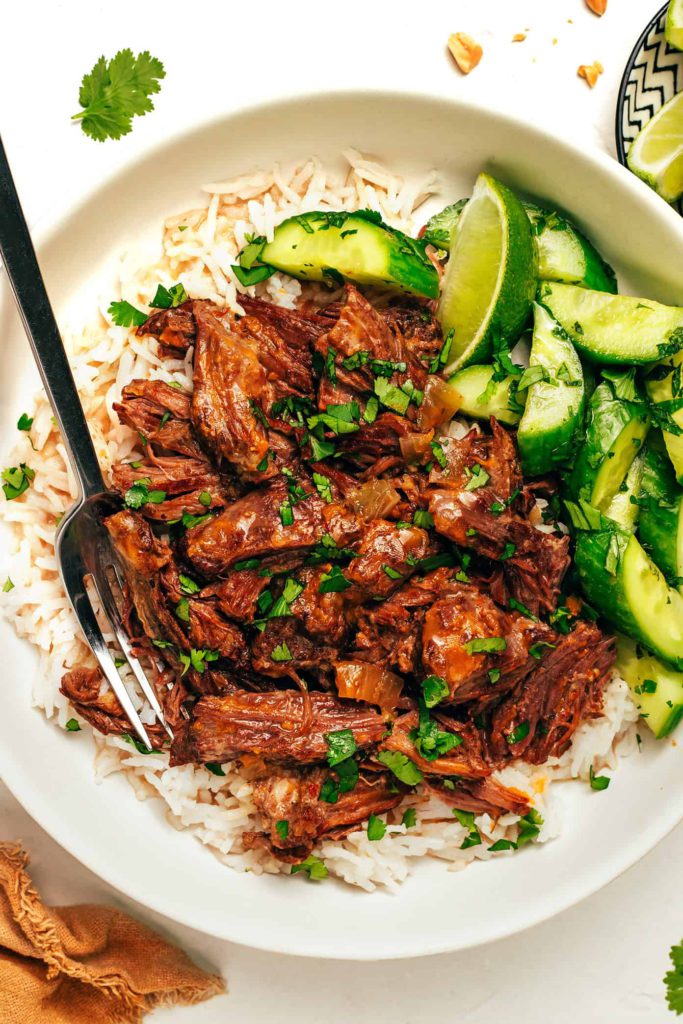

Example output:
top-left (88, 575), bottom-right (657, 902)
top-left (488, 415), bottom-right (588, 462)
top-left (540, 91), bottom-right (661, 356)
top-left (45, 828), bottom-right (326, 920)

top-left (2, 91), bottom-right (683, 960)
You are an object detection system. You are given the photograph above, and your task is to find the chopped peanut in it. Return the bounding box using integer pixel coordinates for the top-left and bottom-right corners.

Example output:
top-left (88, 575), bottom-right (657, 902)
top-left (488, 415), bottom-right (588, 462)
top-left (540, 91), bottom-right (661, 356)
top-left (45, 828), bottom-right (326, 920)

top-left (448, 33), bottom-right (483, 74)
top-left (585, 0), bottom-right (607, 14)
top-left (512, 32), bottom-right (527, 42)
top-left (577, 60), bottom-right (604, 87)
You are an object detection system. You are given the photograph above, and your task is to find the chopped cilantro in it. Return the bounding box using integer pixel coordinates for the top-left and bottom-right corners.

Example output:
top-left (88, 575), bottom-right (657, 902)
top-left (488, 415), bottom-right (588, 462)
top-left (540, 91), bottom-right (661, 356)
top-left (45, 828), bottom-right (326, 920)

top-left (374, 376), bottom-right (410, 414)
top-left (589, 765), bottom-right (610, 791)
top-left (179, 574), bottom-right (200, 595)
top-left (2, 577), bottom-right (15, 593)
top-left (508, 597), bottom-right (537, 621)
top-left (430, 439), bottom-right (448, 469)
top-left (402, 808), bottom-right (417, 828)
top-left (279, 502), bottom-right (294, 527)
top-left (2, 464), bottom-right (35, 501)
top-left (410, 703), bottom-right (462, 761)
top-left (382, 564), bottom-right (403, 580)
top-left (506, 721), bottom-right (530, 745)
top-left (318, 565), bottom-right (352, 594)
top-left (65, 718), bottom-right (81, 732)
top-left (275, 819), bottom-right (289, 841)
top-left (232, 263), bottom-right (276, 286)
top-left (464, 464), bottom-right (490, 491)
top-left (517, 808), bottom-right (543, 845)
top-left (174, 598), bottom-right (190, 623)
top-left (377, 750), bottom-right (423, 785)
top-left (150, 282), bottom-right (188, 309)
top-left (291, 855), bottom-right (328, 880)
top-left (17, 414), bottom-right (33, 431)
top-left (271, 641), bottom-right (293, 663)
top-left (108, 300), bottom-right (147, 327)
top-left (488, 668), bottom-right (501, 684)
top-left (312, 472), bottom-right (333, 503)
top-left (464, 637), bottom-right (507, 655)
top-left (123, 479), bottom-right (166, 509)
top-left (529, 641), bottom-right (556, 660)
top-left (428, 329), bottom-right (454, 374)
top-left (205, 762), bottom-right (226, 776)
top-left (324, 729), bottom-right (357, 767)
top-left (363, 396), bottom-right (379, 424)
top-left (500, 542), bottom-right (516, 560)
top-left (489, 838), bottom-right (518, 852)
top-left (421, 675), bottom-right (449, 708)
top-left (199, 491), bottom-right (212, 507)
top-left (413, 509), bottom-right (434, 529)
top-left (367, 814), bottom-right (387, 841)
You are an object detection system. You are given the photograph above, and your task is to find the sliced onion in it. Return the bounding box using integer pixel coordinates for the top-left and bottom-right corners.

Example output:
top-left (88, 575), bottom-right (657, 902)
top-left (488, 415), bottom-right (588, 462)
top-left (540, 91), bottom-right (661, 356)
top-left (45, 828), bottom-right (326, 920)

top-left (400, 430), bottom-right (434, 464)
top-left (349, 479), bottom-right (400, 521)
top-left (335, 661), bottom-right (404, 712)
top-left (418, 377), bottom-right (462, 431)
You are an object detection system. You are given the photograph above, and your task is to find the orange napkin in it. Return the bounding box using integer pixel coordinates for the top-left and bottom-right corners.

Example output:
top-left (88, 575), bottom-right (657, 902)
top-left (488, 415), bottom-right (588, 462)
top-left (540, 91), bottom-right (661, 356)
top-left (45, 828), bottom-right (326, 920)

top-left (0, 842), bottom-right (225, 1023)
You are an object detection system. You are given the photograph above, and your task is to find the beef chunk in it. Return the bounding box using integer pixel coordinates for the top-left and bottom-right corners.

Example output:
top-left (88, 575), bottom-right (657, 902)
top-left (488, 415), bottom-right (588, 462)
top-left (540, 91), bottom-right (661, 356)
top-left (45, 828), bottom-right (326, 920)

top-left (239, 296), bottom-right (331, 349)
top-left (250, 617), bottom-right (339, 683)
top-left (489, 621), bottom-right (616, 762)
top-left (240, 314), bottom-right (314, 403)
top-left (181, 476), bottom-right (328, 578)
top-left (344, 520), bottom-right (431, 599)
top-left (380, 712), bottom-right (493, 780)
top-left (191, 303), bottom-right (270, 475)
top-left (137, 301), bottom-right (196, 356)
top-left (427, 420), bottom-right (570, 614)
top-left (200, 570), bottom-right (270, 623)
top-left (105, 509), bottom-right (188, 650)
top-left (245, 767), bottom-right (402, 859)
top-left (170, 690), bottom-right (387, 766)
top-left (60, 666), bottom-right (169, 746)
top-left (427, 776), bottom-right (531, 817)
top-left (110, 456), bottom-right (227, 522)
top-left (421, 586), bottom-right (554, 704)
top-left (382, 301), bottom-right (443, 366)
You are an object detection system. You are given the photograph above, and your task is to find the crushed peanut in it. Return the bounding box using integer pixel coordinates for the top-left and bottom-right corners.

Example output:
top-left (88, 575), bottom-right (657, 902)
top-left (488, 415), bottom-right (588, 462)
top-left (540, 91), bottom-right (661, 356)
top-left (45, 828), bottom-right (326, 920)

top-left (585, 0), bottom-right (607, 14)
top-left (512, 32), bottom-right (527, 42)
top-left (448, 33), bottom-right (483, 74)
top-left (577, 60), bottom-right (604, 88)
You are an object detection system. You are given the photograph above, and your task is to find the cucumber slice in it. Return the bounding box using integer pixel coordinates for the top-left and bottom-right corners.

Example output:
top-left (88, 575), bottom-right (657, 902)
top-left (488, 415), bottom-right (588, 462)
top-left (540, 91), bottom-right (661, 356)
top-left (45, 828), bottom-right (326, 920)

top-left (604, 448), bottom-right (646, 531)
top-left (438, 173), bottom-right (536, 371)
top-left (423, 199), bottom-right (616, 292)
top-left (525, 203), bottom-right (617, 293)
top-left (645, 353), bottom-right (683, 483)
top-left (637, 440), bottom-right (683, 585)
top-left (566, 380), bottom-right (650, 512)
top-left (517, 304), bottom-right (585, 475)
top-left (447, 364), bottom-right (524, 425)
top-left (574, 523), bottom-right (683, 669)
top-left (538, 282), bottom-right (683, 364)
top-left (616, 636), bottom-right (683, 738)
top-left (260, 211), bottom-right (439, 299)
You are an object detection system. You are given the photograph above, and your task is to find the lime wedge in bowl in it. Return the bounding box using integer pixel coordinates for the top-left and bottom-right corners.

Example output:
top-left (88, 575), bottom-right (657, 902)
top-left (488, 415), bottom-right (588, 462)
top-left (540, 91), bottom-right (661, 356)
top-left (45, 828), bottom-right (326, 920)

top-left (666, 0), bottom-right (683, 51)
top-left (438, 172), bottom-right (535, 373)
top-left (627, 91), bottom-right (683, 203)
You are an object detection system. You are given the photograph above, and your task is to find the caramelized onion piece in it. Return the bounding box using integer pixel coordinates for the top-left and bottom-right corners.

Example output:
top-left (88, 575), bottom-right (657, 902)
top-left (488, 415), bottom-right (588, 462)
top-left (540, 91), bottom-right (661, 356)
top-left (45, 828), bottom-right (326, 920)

top-left (335, 661), bottom-right (404, 712)
top-left (400, 430), bottom-right (434, 464)
top-left (417, 377), bottom-right (462, 431)
top-left (349, 479), bottom-right (400, 521)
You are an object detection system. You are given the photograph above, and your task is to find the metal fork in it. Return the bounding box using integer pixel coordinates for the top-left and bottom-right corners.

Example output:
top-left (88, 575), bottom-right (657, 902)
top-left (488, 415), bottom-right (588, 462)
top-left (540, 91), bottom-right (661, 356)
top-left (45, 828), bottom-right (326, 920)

top-left (0, 137), bottom-right (171, 747)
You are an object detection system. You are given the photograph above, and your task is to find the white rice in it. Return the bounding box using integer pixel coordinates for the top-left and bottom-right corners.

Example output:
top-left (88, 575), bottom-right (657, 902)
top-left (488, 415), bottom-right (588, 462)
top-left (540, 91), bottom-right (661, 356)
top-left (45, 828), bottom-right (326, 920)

top-left (0, 151), bottom-right (639, 890)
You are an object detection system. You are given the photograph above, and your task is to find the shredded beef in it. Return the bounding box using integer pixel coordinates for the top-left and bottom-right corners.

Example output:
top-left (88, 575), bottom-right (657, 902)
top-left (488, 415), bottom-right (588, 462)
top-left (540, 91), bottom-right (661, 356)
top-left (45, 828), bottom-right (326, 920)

top-left (64, 284), bottom-right (621, 865)
top-left (170, 690), bottom-right (387, 767)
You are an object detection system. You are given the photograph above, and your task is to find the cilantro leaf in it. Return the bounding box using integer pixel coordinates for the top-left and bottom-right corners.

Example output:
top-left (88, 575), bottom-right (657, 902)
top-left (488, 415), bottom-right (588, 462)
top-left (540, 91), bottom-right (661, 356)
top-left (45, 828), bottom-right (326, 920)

top-left (665, 940), bottom-right (683, 1014)
top-left (324, 729), bottom-right (357, 767)
top-left (108, 300), bottom-right (148, 327)
top-left (377, 750), bottom-right (423, 785)
top-left (291, 855), bottom-right (328, 880)
top-left (367, 814), bottom-right (387, 841)
top-left (73, 49), bottom-right (165, 142)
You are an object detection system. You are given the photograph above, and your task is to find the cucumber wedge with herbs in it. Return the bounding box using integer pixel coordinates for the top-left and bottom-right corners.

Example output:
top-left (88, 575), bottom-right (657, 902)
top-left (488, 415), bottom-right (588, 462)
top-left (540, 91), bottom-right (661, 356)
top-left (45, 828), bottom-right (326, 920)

top-left (423, 199), bottom-right (616, 292)
top-left (517, 303), bottom-right (585, 475)
top-left (604, 448), bottom-right (646, 532)
top-left (574, 521), bottom-right (683, 669)
top-left (637, 439), bottom-right (683, 586)
top-left (566, 376), bottom-right (650, 512)
top-left (525, 203), bottom-right (617, 293)
top-left (616, 636), bottom-right (683, 739)
top-left (259, 210), bottom-right (439, 298)
top-left (438, 173), bottom-right (536, 372)
top-left (447, 364), bottom-right (524, 425)
top-left (539, 282), bottom-right (683, 364)
top-left (645, 353), bottom-right (683, 483)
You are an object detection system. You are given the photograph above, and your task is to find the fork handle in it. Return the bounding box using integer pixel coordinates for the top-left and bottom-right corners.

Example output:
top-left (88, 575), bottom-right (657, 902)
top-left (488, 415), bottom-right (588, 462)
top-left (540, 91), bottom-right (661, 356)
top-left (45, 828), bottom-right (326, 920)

top-left (0, 136), bottom-right (105, 499)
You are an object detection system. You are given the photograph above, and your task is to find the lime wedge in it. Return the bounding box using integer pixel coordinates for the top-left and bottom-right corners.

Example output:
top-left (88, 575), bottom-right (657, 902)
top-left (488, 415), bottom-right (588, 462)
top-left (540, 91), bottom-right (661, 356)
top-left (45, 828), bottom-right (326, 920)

top-left (627, 91), bottom-right (683, 203)
top-left (439, 173), bottom-right (535, 373)
top-left (666, 0), bottom-right (683, 51)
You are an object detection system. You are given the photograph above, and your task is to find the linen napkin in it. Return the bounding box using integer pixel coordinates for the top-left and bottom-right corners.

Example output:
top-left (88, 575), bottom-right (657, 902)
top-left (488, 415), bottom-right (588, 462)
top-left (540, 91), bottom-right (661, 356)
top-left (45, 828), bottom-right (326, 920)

top-left (0, 842), bottom-right (225, 1023)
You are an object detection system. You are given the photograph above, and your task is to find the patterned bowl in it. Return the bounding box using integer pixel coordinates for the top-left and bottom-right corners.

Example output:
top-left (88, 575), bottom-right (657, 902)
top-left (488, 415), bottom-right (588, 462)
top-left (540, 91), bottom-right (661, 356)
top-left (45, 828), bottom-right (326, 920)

top-left (616, 2), bottom-right (683, 214)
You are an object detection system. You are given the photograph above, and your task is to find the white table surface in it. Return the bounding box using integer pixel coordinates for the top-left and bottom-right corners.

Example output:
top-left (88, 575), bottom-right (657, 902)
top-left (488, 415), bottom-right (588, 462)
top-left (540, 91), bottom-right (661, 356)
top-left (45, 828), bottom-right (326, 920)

top-left (2, 1), bottom-right (681, 1020)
